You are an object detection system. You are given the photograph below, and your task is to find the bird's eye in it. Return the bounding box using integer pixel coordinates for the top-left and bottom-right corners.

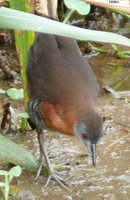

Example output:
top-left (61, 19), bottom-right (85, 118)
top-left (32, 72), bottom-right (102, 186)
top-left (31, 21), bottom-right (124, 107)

top-left (82, 133), bottom-right (88, 140)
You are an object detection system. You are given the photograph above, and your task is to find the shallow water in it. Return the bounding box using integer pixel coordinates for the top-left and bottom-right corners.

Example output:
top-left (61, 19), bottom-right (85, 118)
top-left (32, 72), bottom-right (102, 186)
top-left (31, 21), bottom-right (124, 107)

top-left (88, 53), bottom-right (130, 91)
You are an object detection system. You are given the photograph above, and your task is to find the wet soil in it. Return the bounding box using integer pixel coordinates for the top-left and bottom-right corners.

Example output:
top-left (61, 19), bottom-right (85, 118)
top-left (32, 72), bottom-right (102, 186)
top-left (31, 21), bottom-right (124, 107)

top-left (0, 14), bottom-right (130, 198)
top-left (0, 51), bottom-right (130, 199)
top-left (0, 95), bottom-right (130, 200)
top-left (89, 52), bottom-right (130, 91)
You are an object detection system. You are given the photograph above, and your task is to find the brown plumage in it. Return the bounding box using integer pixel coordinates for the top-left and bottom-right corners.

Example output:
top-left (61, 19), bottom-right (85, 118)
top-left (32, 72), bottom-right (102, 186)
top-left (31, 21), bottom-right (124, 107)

top-left (27, 33), bottom-right (98, 103)
top-left (26, 33), bottom-right (102, 187)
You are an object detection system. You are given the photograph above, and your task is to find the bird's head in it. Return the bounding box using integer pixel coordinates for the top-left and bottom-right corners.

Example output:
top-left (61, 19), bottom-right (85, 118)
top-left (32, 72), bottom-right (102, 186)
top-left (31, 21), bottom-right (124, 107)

top-left (74, 109), bottom-right (102, 166)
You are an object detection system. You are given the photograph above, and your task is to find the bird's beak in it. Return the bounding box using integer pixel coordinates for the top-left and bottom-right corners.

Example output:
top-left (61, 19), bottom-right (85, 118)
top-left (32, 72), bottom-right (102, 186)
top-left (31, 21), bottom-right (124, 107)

top-left (89, 143), bottom-right (96, 166)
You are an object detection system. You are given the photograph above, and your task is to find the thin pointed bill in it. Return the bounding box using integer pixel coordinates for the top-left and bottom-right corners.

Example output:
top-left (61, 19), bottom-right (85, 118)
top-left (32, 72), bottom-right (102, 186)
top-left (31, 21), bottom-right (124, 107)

top-left (89, 144), bottom-right (96, 166)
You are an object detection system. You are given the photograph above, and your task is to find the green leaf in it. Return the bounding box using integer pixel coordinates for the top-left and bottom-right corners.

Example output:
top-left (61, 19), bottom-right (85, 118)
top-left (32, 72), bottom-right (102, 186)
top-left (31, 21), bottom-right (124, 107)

top-left (0, 134), bottom-right (39, 172)
top-left (64, 0), bottom-right (91, 15)
top-left (8, 166), bottom-right (22, 177)
top-left (18, 112), bottom-right (29, 119)
top-left (0, 7), bottom-right (130, 47)
top-left (6, 88), bottom-right (24, 100)
top-left (0, 89), bottom-right (6, 94)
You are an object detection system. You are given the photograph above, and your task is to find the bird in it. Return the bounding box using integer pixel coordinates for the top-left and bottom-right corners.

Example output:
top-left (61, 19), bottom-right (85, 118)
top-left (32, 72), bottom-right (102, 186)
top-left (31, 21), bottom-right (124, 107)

top-left (26, 32), bottom-right (103, 188)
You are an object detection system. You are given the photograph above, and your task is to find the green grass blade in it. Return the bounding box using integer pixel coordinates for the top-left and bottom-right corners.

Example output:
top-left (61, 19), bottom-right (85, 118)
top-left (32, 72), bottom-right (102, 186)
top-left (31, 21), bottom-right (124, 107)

top-left (9, 1), bottom-right (34, 106)
top-left (0, 134), bottom-right (65, 173)
top-left (0, 134), bottom-right (39, 172)
top-left (0, 7), bottom-right (130, 47)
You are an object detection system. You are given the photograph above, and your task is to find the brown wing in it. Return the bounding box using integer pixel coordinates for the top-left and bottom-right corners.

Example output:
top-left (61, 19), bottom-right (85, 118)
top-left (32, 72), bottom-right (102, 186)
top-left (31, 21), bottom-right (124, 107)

top-left (26, 33), bottom-right (98, 105)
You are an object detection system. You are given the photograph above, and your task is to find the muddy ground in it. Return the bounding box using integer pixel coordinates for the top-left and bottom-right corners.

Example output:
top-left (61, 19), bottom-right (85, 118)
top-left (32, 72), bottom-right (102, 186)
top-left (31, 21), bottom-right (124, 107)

top-left (0, 47), bottom-right (130, 199)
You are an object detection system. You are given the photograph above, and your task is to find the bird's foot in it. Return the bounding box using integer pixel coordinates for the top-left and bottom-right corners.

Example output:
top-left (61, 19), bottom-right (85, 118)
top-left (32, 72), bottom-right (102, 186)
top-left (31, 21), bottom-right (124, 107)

top-left (44, 169), bottom-right (69, 190)
top-left (35, 161), bottom-right (69, 190)
top-left (34, 128), bottom-right (69, 189)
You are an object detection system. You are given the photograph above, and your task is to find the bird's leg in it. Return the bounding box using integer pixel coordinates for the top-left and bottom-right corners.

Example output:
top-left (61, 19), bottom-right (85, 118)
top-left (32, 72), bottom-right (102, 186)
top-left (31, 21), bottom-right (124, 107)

top-left (28, 99), bottom-right (68, 189)
top-left (36, 127), bottom-right (68, 189)
top-left (35, 127), bottom-right (45, 180)
top-left (28, 99), bottom-right (45, 179)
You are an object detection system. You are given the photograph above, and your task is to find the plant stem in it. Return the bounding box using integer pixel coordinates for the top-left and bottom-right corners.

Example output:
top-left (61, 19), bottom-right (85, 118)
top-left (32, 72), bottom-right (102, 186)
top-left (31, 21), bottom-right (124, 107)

top-left (63, 9), bottom-right (75, 23)
top-left (4, 175), bottom-right (9, 200)
top-left (113, 10), bottom-right (130, 18)
top-left (20, 117), bottom-right (28, 132)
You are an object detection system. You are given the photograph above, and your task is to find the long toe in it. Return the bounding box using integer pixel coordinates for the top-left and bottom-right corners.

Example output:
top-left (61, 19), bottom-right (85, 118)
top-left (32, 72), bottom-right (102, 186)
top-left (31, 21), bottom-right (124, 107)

top-left (35, 160), bottom-right (45, 180)
top-left (44, 170), bottom-right (69, 190)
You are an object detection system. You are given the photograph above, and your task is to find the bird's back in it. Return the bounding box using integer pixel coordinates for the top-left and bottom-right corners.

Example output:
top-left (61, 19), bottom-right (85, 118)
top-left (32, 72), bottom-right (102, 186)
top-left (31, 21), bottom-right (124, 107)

top-left (26, 33), bottom-right (98, 106)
